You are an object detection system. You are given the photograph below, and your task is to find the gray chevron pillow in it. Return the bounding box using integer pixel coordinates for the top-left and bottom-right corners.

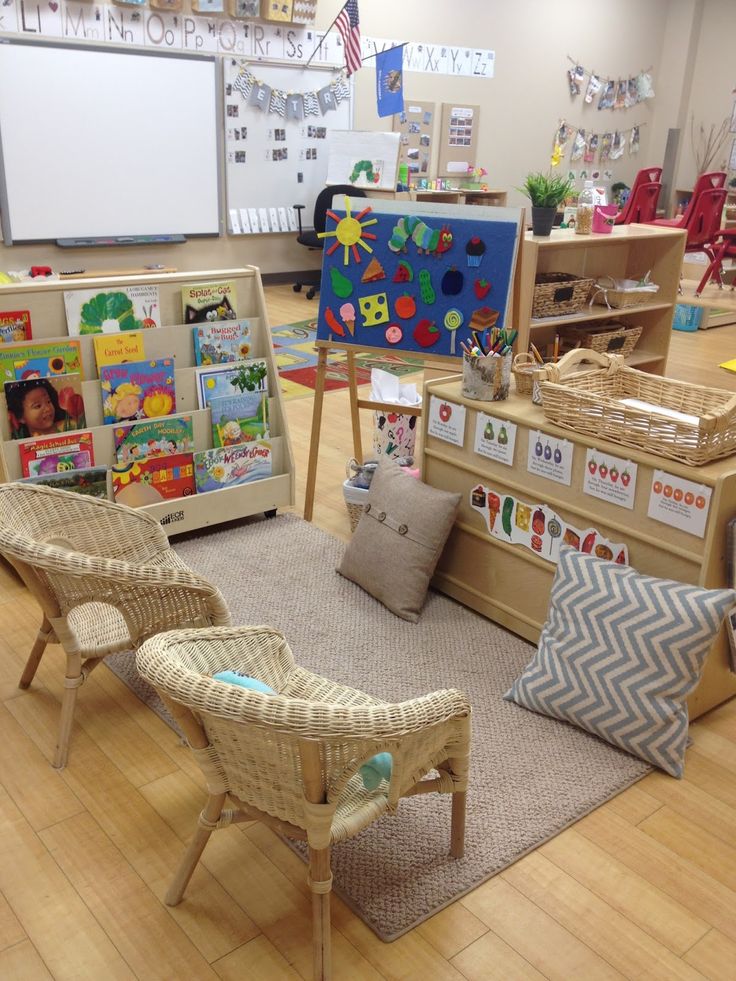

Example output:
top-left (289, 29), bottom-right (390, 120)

top-left (505, 546), bottom-right (735, 778)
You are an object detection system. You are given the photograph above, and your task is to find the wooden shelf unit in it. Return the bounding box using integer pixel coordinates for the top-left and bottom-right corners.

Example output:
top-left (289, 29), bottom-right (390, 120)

top-left (0, 267), bottom-right (295, 536)
top-left (420, 378), bottom-right (736, 721)
top-left (513, 225), bottom-right (686, 375)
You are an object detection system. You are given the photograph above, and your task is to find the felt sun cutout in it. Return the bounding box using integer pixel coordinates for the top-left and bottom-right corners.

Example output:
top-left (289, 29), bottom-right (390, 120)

top-left (317, 196), bottom-right (378, 266)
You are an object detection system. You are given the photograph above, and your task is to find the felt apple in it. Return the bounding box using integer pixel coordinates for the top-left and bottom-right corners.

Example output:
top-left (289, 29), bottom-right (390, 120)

top-left (413, 318), bottom-right (440, 347)
top-left (474, 278), bottom-right (491, 300)
top-left (438, 402), bottom-right (452, 423)
top-left (394, 294), bottom-right (416, 319)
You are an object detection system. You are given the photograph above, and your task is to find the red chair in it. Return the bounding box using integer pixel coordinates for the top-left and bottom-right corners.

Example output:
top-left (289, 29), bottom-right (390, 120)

top-left (614, 167), bottom-right (662, 225)
top-left (615, 182), bottom-right (662, 224)
top-left (695, 229), bottom-right (736, 296)
top-left (651, 171), bottom-right (726, 228)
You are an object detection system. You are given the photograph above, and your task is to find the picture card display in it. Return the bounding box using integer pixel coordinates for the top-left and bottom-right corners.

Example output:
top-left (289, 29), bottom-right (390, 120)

top-left (526, 431), bottom-right (573, 485)
top-left (64, 286), bottom-right (160, 335)
top-left (100, 358), bottom-right (176, 424)
top-left (473, 411), bottom-right (517, 465)
top-left (582, 449), bottom-right (637, 510)
top-left (5, 374), bottom-right (85, 440)
top-left (427, 395), bottom-right (466, 446)
top-left (647, 470), bottom-right (712, 538)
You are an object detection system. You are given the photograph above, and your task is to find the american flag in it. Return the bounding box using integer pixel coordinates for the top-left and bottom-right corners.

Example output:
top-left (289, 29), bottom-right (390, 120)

top-left (335, 0), bottom-right (362, 76)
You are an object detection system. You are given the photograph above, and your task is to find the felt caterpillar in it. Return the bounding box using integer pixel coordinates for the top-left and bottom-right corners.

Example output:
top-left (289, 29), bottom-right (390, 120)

top-left (388, 216), bottom-right (453, 256)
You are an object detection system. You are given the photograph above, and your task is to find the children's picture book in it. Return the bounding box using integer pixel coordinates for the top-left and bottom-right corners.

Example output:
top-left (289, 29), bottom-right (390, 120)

top-left (192, 319), bottom-right (252, 365)
top-left (64, 285), bottom-right (160, 335)
top-left (0, 310), bottom-right (32, 344)
top-left (93, 331), bottom-right (146, 370)
top-left (5, 374), bottom-right (86, 440)
top-left (194, 440), bottom-right (272, 493)
top-left (209, 392), bottom-right (269, 447)
top-left (182, 281), bottom-right (238, 324)
top-left (18, 431), bottom-right (94, 478)
top-left (111, 453), bottom-right (195, 507)
top-left (100, 358), bottom-right (176, 425)
top-left (195, 358), bottom-right (268, 409)
top-left (13, 355), bottom-right (76, 380)
top-left (113, 415), bottom-right (194, 464)
top-left (20, 466), bottom-right (109, 500)
top-left (0, 339), bottom-right (82, 384)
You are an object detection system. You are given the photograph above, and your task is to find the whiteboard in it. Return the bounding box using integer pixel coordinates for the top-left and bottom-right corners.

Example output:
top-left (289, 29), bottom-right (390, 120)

top-left (223, 59), bottom-right (352, 225)
top-left (0, 41), bottom-right (222, 243)
top-left (326, 131), bottom-right (401, 191)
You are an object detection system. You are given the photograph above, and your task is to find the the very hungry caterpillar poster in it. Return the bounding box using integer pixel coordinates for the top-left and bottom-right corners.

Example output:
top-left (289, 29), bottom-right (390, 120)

top-left (64, 285), bottom-right (160, 335)
top-left (315, 198), bottom-right (522, 357)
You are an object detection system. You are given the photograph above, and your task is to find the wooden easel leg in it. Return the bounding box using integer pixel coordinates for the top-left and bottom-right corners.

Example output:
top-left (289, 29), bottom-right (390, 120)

top-left (346, 349), bottom-right (363, 465)
top-left (304, 346), bottom-right (329, 522)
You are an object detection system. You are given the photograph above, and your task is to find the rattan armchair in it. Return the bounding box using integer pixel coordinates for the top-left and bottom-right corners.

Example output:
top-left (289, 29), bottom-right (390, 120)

top-left (136, 624), bottom-right (472, 981)
top-left (0, 483), bottom-right (231, 768)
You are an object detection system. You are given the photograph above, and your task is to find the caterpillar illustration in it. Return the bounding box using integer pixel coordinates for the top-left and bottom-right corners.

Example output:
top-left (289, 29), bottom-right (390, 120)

top-left (388, 216), bottom-right (453, 256)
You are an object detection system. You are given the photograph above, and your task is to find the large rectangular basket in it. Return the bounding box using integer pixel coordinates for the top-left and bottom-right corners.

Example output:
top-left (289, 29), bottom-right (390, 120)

top-left (560, 321), bottom-right (643, 358)
top-left (537, 348), bottom-right (736, 466)
top-left (531, 272), bottom-right (595, 318)
top-left (590, 276), bottom-right (660, 310)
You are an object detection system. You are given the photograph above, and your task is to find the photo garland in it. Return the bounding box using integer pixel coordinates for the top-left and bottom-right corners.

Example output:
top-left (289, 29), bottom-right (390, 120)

top-left (565, 58), bottom-right (655, 109)
top-left (552, 119), bottom-right (644, 167)
top-left (232, 63), bottom-right (350, 118)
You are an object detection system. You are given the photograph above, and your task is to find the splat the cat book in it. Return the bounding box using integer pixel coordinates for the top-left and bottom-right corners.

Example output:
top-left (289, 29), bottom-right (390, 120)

top-left (181, 280), bottom-right (238, 324)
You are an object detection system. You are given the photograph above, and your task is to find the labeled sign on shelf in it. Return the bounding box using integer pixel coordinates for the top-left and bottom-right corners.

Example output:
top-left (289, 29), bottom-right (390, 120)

top-left (582, 449), bottom-right (637, 510)
top-left (473, 412), bottom-right (517, 465)
top-left (526, 431), bottom-right (573, 485)
top-left (427, 395), bottom-right (466, 446)
top-left (647, 469), bottom-right (711, 538)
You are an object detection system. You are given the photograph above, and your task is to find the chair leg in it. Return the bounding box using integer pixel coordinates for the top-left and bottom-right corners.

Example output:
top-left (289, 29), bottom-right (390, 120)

top-left (450, 790), bottom-right (467, 859)
top-left (53, 652), bottom-right (83, 769)
top-left (165, 792), bottom-right (226, 906)
top-left (19, 616), bottom-right (53, 689)
top-left (308, 845), bottom-right (332, 981)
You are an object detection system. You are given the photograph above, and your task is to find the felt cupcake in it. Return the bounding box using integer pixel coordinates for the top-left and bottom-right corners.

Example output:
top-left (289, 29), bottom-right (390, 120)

top-left (466, 236), bottom-right (486, 267)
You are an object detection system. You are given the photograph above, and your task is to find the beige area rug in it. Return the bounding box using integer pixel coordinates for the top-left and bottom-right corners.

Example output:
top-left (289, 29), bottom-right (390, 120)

top-left (107, 513), bottom-right (650, 941)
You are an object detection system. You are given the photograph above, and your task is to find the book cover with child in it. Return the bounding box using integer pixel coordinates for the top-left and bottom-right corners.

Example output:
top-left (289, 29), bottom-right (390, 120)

top-left (182, 281), bottom-right (238, 324)
top-left (195, 358), bottom-right (268, 409)
top-left (111, 453), bottom-right (195, 506)
top-left (64, 285), bottom-right (160, 335)
top-left (0, 339), bottom-right (82, 384)
top-left (18, 431), bottom-right (95, 478)
top-left (194, 440), bottom-right (272, 492)
top-left (100, 358), bottom-right (176, 425)
top-left (0, 310), bottom-right (32, 344)
top-left (113, 415), bottom-right (194, 464)
top-left (93, 331), bottom-right (146, 370)
top-left (5, 374), bottom-right (86, 440)
top-left (209, 392), bottom-right (269, 447)
top-left (192, 319), bottom-right (252, 365)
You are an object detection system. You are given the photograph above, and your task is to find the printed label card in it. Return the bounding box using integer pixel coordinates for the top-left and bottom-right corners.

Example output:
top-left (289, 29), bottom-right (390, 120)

top-left (647, 470), bottom-right (712, 538)
top-left (427, 395), bottom-right (466, 446)
top-left (65, 285), bottom-right (160, 335)
top-left (473, 412), bottom-right (516, 465)
top-left (527, 431), bottom-right (573, 485)
top-left (582, 449), bottom-right (637, 510)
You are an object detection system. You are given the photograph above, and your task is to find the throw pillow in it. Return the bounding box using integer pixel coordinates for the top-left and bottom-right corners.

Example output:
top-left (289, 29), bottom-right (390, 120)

top-left (504, 546), bottom-right (735, 778)
top-left (338, 460), bottom-right (461, 622)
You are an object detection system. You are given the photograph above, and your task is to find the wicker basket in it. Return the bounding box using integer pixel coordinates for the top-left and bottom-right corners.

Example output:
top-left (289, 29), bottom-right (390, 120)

top-left (560, 321), bottom-right (643, 358)
top-left (343, 479), bottom-right (368, 532)
top-left (531, 272), bottom-right (595, 319)
top-left (590, 276), bottom-right (660, 310)
top-left (537, 348), bottom-right (736, 466)
top-left (512, 352), bottom-right (536, 395)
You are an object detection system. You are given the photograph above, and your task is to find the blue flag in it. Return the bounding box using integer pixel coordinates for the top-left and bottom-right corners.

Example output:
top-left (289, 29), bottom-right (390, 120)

top-left (375, 45), bottom-right (404, 119)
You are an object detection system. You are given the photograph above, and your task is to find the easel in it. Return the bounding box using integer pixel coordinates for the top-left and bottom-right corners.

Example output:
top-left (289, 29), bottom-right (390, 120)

top-left (303, 340), bottom-right (458, 521)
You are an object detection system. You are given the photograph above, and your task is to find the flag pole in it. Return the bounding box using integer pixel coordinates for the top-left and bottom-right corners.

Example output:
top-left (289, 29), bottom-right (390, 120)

top-left (361, 42), bottom-right (408, 64)
top-left (305, 3), bottom-right (347, 69)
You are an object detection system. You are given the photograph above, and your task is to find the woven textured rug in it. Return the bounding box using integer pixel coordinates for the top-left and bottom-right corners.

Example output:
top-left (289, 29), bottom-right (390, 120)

top-left (107, 514), bottom-right (650, 941)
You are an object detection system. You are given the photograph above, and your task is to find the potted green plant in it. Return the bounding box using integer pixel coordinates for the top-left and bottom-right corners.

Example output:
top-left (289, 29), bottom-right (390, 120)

top-left (519, 171), bottom-right (575, 236)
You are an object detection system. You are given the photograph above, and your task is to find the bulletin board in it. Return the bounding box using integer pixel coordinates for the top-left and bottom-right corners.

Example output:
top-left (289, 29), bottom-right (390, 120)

top-left (315, 197), bottom-right (523, 357)
top-left (392, 101), bottom-right (436, 180)
top-left (437, 102), bottom-right (480, 179)
top-left (325, 131), bottom-right (401, 191)
top-left (223, 58), bottom-right (352, 233)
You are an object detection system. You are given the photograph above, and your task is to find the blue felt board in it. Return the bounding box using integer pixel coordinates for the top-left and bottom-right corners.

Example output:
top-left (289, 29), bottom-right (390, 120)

top-left (315, 205), bottom-right (520, 358)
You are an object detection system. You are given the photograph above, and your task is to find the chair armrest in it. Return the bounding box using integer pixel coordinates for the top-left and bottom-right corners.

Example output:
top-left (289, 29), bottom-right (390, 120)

top-left (293, 204), bottom-right (306, 235)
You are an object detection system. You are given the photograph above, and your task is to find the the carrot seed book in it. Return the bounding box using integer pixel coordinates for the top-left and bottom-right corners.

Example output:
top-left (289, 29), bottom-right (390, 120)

top-left (195, 358), bottom-right (268, 409)
top-left (113, 415), bottom-right (194, 464)
top-left (182, 281), bottom-right (238, 324)
top-left (194, 440), bottom-right (272, 492)
top-left (192, 319), bottom-right (252, 365)
top-left (111, 453), bottom-right (195, 507)
top-left (0, 310), bottom-right (32, 343)
top-left (21, 466), bottom-right (109, 500)
top-left (0, 339), bottom-right (82, 384)
top-left (5, 374), bottom-right (86, 440)
top-left (18, 431), bottom-right (95, 478)
top-left (93, 331), bottom-right (146, 370)
top-left (100, 358), bottom-right (176, 425)
top-left (64, 285), bottom-right (161, 335)
top-left (209, 392), bottom-right (269, 447)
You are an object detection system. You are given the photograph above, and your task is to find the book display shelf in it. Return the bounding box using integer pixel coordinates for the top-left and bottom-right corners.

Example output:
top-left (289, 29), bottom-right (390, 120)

top-left (0, 268), bottom-right (295, 536)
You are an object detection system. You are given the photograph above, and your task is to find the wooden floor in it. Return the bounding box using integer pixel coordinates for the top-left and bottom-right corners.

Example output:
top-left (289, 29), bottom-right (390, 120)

top-left (1, 284), bottom-right (736, 980)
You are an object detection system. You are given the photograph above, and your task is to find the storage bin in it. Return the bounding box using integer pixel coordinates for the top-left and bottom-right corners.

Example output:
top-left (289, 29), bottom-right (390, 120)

top-left (531, 272), bottom-right (595, 318)
top-left (560, 321), bottom-right (643, 358)
top-left (589, 276), bottom-right (660, 310)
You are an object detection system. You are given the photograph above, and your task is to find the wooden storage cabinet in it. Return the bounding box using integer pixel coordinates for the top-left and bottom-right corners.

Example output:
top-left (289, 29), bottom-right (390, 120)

top-left (513, 225), bottom-right (686, 375)
top-left (421, 377), bottom-right (736, 720)
top-left (0, 267), bottom-right (295, 535)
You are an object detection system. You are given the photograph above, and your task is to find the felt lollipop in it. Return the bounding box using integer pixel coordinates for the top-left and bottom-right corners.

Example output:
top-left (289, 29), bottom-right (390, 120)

top-left (444, 308), bottom-right (464, 354)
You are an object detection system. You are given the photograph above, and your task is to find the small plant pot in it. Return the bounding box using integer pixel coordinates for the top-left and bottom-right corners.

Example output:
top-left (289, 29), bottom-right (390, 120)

top-left (531, 206), bottom-right (557, 237)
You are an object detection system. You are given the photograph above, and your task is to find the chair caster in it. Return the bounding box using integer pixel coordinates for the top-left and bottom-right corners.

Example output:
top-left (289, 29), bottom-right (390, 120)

top-left (293, 283), bottom-right (302, 293)
top-left (306, 287), bottom-right (317, 300)
top-left (264, 509), bottom-right (277, 519)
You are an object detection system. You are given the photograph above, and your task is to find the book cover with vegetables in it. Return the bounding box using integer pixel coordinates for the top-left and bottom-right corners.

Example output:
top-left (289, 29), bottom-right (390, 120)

top-left (182, 281), bottom-right (237, 324)
top-left (111, 453), bottom-right (195, 506)
top-left (194, 358), bottom-right (268, 409)
top-left (113, 415), bottom-right (194, 464)
top-left (0, 339), bottom-right (82, 384)
top-left (5, 374), bottom-right (86, 440)
top-left (209, 392), bottom-right (269, 447)
top-left (64, 285), bottom-right (160, 335)
top-left (18, 431), bottom-right (94, 478)
top-left (100, 358), bottom-right (176, 425)
top-left (0, 310), bottom-right (32, 343)
top-left (194, 440), bottom-right (272, 492)
top-left (93, 331), bottom-right (146, 370)
top-left (21, 466), bottom-right (109, 500)
top-left (192, 319), bottom-right (252, 365)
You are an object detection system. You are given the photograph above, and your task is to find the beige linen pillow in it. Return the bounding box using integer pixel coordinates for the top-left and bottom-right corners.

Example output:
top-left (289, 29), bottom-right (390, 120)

top-left (338, 461), bottom-right (460, 621)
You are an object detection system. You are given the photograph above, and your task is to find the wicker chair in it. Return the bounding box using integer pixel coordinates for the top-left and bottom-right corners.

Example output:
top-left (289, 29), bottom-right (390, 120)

top-left (136, 624), bottom-right (472, 981)
top-left (0, 483), bottom-right (231, 768)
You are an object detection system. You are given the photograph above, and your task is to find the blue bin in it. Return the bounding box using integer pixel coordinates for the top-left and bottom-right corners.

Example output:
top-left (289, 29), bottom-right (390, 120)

top-left (672, 304), bottom-right (703, 332)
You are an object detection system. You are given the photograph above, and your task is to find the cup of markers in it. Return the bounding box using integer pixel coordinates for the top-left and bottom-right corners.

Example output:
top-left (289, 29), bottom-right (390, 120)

top-left (460, 327), bottom-right (517, 402)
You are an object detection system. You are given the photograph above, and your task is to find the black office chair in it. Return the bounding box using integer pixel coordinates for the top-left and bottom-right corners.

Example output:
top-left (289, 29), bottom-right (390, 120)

top-left (293, 184), bottom-right (367, 299)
